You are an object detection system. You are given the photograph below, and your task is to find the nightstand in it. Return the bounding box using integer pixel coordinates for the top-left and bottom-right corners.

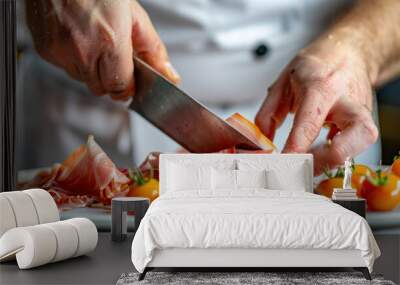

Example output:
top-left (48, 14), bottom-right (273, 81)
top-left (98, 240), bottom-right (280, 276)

top-left (111, 197), bottom-right (150, 242)
top-left (332, 198), bottom-right (366, 218)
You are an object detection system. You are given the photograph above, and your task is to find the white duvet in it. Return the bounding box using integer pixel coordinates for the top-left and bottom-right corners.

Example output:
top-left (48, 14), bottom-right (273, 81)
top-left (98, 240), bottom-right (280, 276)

top-left (131, 190), bottom-right (380, 273)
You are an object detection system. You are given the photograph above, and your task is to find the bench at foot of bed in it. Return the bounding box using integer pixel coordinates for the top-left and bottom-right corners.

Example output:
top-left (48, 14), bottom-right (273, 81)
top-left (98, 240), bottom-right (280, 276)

top-left (137, 267), bottom-right (372, 281)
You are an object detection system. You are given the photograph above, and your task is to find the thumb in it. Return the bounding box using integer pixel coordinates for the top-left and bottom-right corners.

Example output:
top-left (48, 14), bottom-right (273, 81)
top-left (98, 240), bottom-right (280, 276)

top-left (131, 2), bottom-right (180, 84)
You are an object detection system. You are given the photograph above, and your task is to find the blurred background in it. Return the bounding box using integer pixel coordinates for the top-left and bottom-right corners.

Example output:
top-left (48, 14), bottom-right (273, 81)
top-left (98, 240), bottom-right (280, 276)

top-left (4, 1), bottom-right (399, 283)
top-left (377, 80), bottom-right (400, 164)
top-left (14, 0), bottom-right (399, 173)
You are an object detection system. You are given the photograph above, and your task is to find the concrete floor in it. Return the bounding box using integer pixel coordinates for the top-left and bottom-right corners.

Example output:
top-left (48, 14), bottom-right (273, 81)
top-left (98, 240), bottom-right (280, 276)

top-left (373, 232), bottom-right (400, 284)
top-left (0, 233), bottom-right (134, 285)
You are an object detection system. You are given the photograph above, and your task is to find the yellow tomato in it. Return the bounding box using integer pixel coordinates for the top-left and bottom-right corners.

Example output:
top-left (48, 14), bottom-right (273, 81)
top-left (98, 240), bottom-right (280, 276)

top-left (353, 164), bottom-right (373, 176)
top-left (128, 178), bottom-right (159, 202)
top-left (315, 177), bottom-right (344, 198)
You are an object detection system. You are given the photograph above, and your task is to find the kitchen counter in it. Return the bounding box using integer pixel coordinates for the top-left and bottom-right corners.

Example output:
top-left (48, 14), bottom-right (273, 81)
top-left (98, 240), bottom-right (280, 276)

top-left (367, 208), bottom-right (400, 231)
top-left (18, 168), bottom-right (400, 232)
top-left (17, 166), bottom-right (400, 231)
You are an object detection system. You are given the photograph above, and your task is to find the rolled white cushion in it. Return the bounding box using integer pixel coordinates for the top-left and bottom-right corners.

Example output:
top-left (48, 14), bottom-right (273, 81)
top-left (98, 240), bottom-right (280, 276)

top-left (23, 189), bottom-right (59, 224)
top-left (0, 196), bottom-right (17, 237)
top-left (0, 226), bottom-right (57, 269)
top-left (0, 218), bottom-right (97, 269)
top-left (42, 221), bottom-right (79, 262)
top-left (65, 218), bottom-right (98, 257)
top-left (0, 192), bottom-right (39, 227)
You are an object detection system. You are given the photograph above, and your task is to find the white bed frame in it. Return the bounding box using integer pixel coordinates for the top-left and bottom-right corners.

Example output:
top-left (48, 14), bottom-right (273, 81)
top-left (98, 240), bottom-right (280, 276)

top-left (139, 154), bottom-right (371, 280)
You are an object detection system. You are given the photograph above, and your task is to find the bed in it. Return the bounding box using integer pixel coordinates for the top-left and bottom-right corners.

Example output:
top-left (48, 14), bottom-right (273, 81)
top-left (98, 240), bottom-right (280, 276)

top-left (131, 154), bottom-right (380, 280)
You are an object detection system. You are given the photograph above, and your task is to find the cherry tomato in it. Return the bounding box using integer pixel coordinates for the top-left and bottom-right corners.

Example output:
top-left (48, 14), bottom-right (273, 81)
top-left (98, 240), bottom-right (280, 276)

top-left (315, 177), bottom-right (344, 198)
top-left (127, 178), bottom-right (159, 202)
top-left (352, 164), bottom-right (374, 197)
top-left (361, 173), bottom-right (400, 211)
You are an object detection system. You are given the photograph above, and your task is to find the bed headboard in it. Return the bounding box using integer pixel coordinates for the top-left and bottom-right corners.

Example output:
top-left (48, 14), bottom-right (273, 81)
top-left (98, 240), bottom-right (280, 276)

top-left (159, 153), bottom-right (314, 194)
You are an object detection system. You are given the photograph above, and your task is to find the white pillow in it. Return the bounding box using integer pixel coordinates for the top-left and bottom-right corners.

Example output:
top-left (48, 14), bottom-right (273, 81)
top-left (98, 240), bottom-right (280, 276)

top-left (236, 169), bottom-right (267, 189)
top-left (167, 163), bottom-right (211, 191)
top-left (237, 159), bottom-right (308, 192)
top-left (211, 168), bottom-right (236, 190)
top-left (211, 169), bottom-right (268, 190)
top-left (266, 168), bottom-right (306, 191)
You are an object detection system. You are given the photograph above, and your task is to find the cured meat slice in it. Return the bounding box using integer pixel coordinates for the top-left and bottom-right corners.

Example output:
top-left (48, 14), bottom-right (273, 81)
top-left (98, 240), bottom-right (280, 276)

top-left (52, 135), bottom-right (130, 203)
top-left (226, 113), bottom-right (276, 152)
top-left (18, 136), bottom-right (130, 205)
top-left (47, 189), bottom-right (95, 210)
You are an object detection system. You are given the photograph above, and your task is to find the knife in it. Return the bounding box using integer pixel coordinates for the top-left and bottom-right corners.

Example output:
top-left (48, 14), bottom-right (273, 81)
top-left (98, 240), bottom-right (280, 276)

top-left (129, 57), bottom-right (260, 153)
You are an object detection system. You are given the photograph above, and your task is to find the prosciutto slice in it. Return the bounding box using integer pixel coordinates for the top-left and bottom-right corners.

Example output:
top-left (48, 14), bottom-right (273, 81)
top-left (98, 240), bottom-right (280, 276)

top-left (55, 135), bottom-right (129, 201)
top-left (18, 135), bottom-right (130, 206)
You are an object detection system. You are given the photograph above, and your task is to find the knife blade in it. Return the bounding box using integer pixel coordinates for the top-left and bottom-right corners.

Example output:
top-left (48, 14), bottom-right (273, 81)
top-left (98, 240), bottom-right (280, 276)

top-left (129, 57), bottom-right (260, 153)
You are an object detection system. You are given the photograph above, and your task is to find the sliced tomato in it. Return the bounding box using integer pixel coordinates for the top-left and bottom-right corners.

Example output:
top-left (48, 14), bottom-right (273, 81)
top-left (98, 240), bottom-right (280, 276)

top-left (226, 113), bottom-right (276, 152)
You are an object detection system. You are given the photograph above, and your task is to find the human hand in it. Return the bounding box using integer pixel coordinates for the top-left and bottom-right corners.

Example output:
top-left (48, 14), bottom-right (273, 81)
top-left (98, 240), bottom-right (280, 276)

top-left (26, 0), bottom-right (180, 101)
top-left (255, 38), bottom-right (378, 175)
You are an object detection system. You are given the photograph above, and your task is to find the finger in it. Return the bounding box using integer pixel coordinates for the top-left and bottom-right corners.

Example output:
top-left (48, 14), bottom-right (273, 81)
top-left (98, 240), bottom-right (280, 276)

top-left (255, 70), bottom-right (291, 140)
top-left (110, 85), bottom-right (135, 101)
top-left (130, 2), bottom-right (180, 84)
top-left (79, 59), bottom-right (107, 96)
top-left (58, 49), bottom-right (107, 96)
top-left (282, 85), bottom-right (336, 153)
top-left (98, 29), bottom-right (135, 98)
top-left (54, 29), bottom-right (107, 96)
top-left (311, 102), bottom-right (378, 175)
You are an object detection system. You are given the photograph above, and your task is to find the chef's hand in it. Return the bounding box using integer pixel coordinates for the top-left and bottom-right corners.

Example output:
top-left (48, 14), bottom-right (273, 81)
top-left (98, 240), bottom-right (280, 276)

top-left (255, 42), bottom-right (378, 175)
top-left (26, 0), bottom-right (180, 101)
top-left (256, 0), bottom-right (400, 175)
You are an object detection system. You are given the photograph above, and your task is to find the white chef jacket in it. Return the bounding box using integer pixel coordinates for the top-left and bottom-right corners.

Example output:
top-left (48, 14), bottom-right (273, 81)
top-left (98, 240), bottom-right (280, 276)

top-left (131, 0), bottom-right (381, 166)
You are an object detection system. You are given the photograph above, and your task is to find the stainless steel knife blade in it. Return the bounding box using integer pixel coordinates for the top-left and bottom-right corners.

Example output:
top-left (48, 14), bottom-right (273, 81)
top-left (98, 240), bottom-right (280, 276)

top-left (129, 57), bottom-right (260, 153)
